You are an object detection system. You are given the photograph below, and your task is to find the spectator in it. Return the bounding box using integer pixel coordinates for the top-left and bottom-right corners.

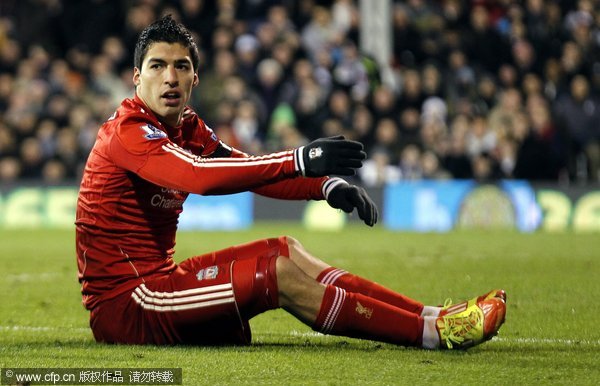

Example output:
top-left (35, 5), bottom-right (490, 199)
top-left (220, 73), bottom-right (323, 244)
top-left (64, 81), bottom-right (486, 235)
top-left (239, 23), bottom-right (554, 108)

top-left (42, 159), bottom-right (67, 185)
top-left (292, 75), bottom-right (328, 141)
top-left (443, 115), bottom-right (473, 179)
top-left (464, 5), bottom-right (510, 73)
top-left (421, 63), bottom-right (444, 99)
top-left (397, 68), bottom-right (424, 111)
top-left (399, 144), bottom-right (422, 180)
top-left (472, 153), bottom-right (500, 182)
top-left (0, 157), bottom-right (21, 183)
top-left (466, 114), bottom-right (497, 158)
top-left (554, 75), bottom-right (600, 181)
top-left (473, 74), bottom-right (498, 115)
top-left (301, 6), bottom-right (338, 62)
top-left (191, 49), bottom-right (236, 123)
top-left (488, 88), bottom-right (523, 137)
top-left (19, 137), bottom-right (44, 179)
top-left (372, 118), bottom-right (402, 164)
top-left (397, 108), bottom-right (422, 150)
top-left (359, 148), bottom-right (401, 188)
top-left (371, 85), bottom-right (397, 122)
top-left (350, 103), bottom-right (374, 149)
top-left (513, 105), bottom-right (563, 181)
top-left (0, 122), bottom-right (16, 157)
top-left (421, 150), bottom-right (451, 180)
top-left (392, 4), bottom-right (422, 67)
top-left (233, 34), bottom-right (260, 86)
top-left (326, 88), bottom-right (353, 128)
top-left (232, 100), bottom-right (262, 154)
top-left (332, 40), bottom-right (369, 101)
top-left (255, 58), bottom-right (284, 123)
top-left (279, 58), bottom-right (314, 105)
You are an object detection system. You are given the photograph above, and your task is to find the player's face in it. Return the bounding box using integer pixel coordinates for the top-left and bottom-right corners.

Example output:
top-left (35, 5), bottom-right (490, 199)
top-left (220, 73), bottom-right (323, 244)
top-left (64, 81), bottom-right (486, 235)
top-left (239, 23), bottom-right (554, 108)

top-left (133, 42), bottom-right (198, 127)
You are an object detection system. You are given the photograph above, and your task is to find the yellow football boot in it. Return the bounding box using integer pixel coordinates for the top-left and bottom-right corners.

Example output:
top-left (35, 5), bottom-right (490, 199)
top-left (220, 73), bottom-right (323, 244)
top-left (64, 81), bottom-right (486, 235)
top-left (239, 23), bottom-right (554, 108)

top-left (436, 293), bottom-right (506, 349)
top-left (439, 289), bottom-right (506, 317)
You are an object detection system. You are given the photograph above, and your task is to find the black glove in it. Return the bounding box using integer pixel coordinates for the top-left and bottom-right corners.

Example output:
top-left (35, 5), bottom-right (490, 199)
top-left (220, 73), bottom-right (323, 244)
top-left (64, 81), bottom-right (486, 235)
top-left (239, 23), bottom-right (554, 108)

top-left (295, 136), bottom-right (366, 177)
top-left (325, 179), bottom-right (378, 227)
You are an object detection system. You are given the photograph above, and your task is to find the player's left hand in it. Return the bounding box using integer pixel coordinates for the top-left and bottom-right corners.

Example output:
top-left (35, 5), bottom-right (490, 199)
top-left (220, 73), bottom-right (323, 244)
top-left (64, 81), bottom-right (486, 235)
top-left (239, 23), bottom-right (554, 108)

top-left (326, 182), bottom-right (378, 227)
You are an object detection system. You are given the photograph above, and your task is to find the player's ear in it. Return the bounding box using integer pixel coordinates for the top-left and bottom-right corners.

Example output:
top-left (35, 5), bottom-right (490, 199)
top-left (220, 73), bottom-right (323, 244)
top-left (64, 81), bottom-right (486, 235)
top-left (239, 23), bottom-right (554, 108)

top-left (192, 72), bottom-right (199, 87)
top-left (133, 67), bottom-right (141, 86)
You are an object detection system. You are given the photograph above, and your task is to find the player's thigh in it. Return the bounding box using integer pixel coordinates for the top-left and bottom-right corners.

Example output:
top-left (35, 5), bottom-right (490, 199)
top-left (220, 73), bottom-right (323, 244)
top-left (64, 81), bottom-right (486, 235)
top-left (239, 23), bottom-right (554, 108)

top-left (148, 246), bottom-right (282, 344)
top-left (137, 257), bottom-right (280, 345)
top-left (178, 236), bottom-right (289, 272)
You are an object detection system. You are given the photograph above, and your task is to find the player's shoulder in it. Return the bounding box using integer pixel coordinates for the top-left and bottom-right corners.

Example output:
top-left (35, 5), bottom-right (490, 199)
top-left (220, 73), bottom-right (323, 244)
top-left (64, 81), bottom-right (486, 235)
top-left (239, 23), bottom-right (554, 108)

top-left (116, 98), bottom-right (159, 126)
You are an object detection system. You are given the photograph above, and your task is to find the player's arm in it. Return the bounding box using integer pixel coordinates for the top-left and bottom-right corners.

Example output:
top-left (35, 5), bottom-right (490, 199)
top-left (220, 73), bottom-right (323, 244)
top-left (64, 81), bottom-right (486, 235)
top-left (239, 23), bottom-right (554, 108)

top-left (207, 141), bottom-right (326, 200)
top-left (211, 140), bottom-right (378, 226)
top-left (108, 116), bottom-right (365, 196)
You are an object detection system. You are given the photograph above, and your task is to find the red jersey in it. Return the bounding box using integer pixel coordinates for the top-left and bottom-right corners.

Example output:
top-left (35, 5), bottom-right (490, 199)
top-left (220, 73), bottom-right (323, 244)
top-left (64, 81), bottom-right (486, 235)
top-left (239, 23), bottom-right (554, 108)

top-left (76, 95), bottom-right (330, 310)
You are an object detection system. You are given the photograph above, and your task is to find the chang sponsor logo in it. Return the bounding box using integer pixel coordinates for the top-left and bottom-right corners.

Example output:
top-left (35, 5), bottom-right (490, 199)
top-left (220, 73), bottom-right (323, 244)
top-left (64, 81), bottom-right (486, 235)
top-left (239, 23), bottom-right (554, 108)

top-left (151, 194), bottom-right (185, 209)
top-left (150, 187), bottom-right (186, 209)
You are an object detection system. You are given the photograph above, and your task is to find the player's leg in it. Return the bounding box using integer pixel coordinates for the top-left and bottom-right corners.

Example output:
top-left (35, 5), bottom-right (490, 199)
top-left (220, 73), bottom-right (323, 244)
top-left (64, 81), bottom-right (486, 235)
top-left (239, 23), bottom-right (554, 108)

top-left (181, 235), bottom-right (429, 316)
top-left (283, 236), bottom-right (426, 314)
top-left (284, 237), bottom-right (505, 318)
top-left (275, 256), bottom-right (423, 346)
top-left (275, 256), bottom-right (506, 349)
top-left (184, 244), bottom-right (427, 347)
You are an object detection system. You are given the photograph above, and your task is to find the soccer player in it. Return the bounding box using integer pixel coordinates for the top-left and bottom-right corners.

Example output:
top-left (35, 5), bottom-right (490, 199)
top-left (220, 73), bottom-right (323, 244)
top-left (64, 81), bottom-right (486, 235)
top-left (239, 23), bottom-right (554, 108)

top-left (75, 15), bottom-right (506, 350)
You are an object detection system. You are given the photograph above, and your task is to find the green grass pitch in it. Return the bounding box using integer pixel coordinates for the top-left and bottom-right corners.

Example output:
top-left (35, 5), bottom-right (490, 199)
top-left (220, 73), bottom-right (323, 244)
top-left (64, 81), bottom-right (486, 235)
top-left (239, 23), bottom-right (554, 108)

top-left (1, 224), bottom-right (599, 385)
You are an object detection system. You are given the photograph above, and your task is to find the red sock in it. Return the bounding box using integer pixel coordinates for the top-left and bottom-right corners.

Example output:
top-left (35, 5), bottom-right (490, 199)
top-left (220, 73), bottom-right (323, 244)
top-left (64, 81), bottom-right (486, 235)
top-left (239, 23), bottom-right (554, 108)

top-left (313, 285), bottom-right (424, 347)
top-left (317, 267), bottom-right (424, 314)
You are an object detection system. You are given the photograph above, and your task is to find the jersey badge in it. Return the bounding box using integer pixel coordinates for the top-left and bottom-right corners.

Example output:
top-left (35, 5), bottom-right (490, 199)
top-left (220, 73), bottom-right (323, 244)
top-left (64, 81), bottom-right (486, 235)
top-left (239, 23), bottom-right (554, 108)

top-left (140, 124), bottom-right (167, 140)
top-left (309, 147), bottom-right (323, 159)
top-left (196, 266), bottom-right (219, 281)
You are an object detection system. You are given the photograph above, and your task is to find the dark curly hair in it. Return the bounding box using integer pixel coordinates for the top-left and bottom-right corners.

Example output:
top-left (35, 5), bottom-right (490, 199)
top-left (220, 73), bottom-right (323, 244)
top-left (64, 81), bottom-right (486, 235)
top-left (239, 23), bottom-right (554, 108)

top-left (134, 15), bottom-right (200, 72)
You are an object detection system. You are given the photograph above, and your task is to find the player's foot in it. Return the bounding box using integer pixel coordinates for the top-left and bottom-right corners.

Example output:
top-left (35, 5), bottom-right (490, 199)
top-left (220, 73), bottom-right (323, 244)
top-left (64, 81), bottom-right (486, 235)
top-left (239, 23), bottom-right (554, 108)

top-left (439, 289), bottom-right (506, 317)
top-left (435, 295), bottom-right (506, 350)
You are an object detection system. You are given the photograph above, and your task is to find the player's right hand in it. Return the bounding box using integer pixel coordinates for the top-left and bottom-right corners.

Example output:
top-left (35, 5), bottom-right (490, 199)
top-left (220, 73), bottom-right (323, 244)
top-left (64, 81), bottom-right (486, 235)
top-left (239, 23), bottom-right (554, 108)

top-left (326, 181), bottom-right (378, 227)
top-left (295, 136), bottom-right (366, 177)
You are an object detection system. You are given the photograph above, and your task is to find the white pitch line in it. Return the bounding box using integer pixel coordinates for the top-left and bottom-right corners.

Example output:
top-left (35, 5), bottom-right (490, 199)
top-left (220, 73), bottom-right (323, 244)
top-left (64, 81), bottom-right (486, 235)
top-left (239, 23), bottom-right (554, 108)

top-left (3, 327), bottom-right (600, 347)
top-left (6, 272), bottom-right (61, 281)
top-left (494, 337), bottom-right (600, 346)
top-left (0, 326), bottom-right (89, 333)
top-left (288, 330), bottom-right (600, 347)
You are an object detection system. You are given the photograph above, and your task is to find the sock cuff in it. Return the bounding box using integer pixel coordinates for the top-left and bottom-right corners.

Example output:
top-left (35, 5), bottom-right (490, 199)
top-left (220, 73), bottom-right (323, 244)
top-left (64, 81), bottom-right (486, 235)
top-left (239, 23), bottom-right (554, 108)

top-left (313, 284), bottom-right (347, 334)
top-left (316, 267), bottom-right (348, 285)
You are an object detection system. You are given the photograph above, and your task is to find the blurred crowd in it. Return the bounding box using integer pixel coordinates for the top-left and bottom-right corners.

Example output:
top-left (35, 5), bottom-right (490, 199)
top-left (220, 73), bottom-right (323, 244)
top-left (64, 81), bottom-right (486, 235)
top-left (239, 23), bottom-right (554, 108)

top-left (0, 0), bottom-right (599, 186)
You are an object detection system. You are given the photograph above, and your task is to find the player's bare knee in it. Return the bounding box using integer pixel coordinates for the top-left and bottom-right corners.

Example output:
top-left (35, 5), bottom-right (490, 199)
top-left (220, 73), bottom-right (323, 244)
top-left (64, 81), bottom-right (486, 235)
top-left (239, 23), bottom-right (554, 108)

top-left (284, 236), bottom-right (304, 255)
top-left (284, 236), bottom-right (311, 263)
top-left (283, 236), bottom-right (329, 278)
